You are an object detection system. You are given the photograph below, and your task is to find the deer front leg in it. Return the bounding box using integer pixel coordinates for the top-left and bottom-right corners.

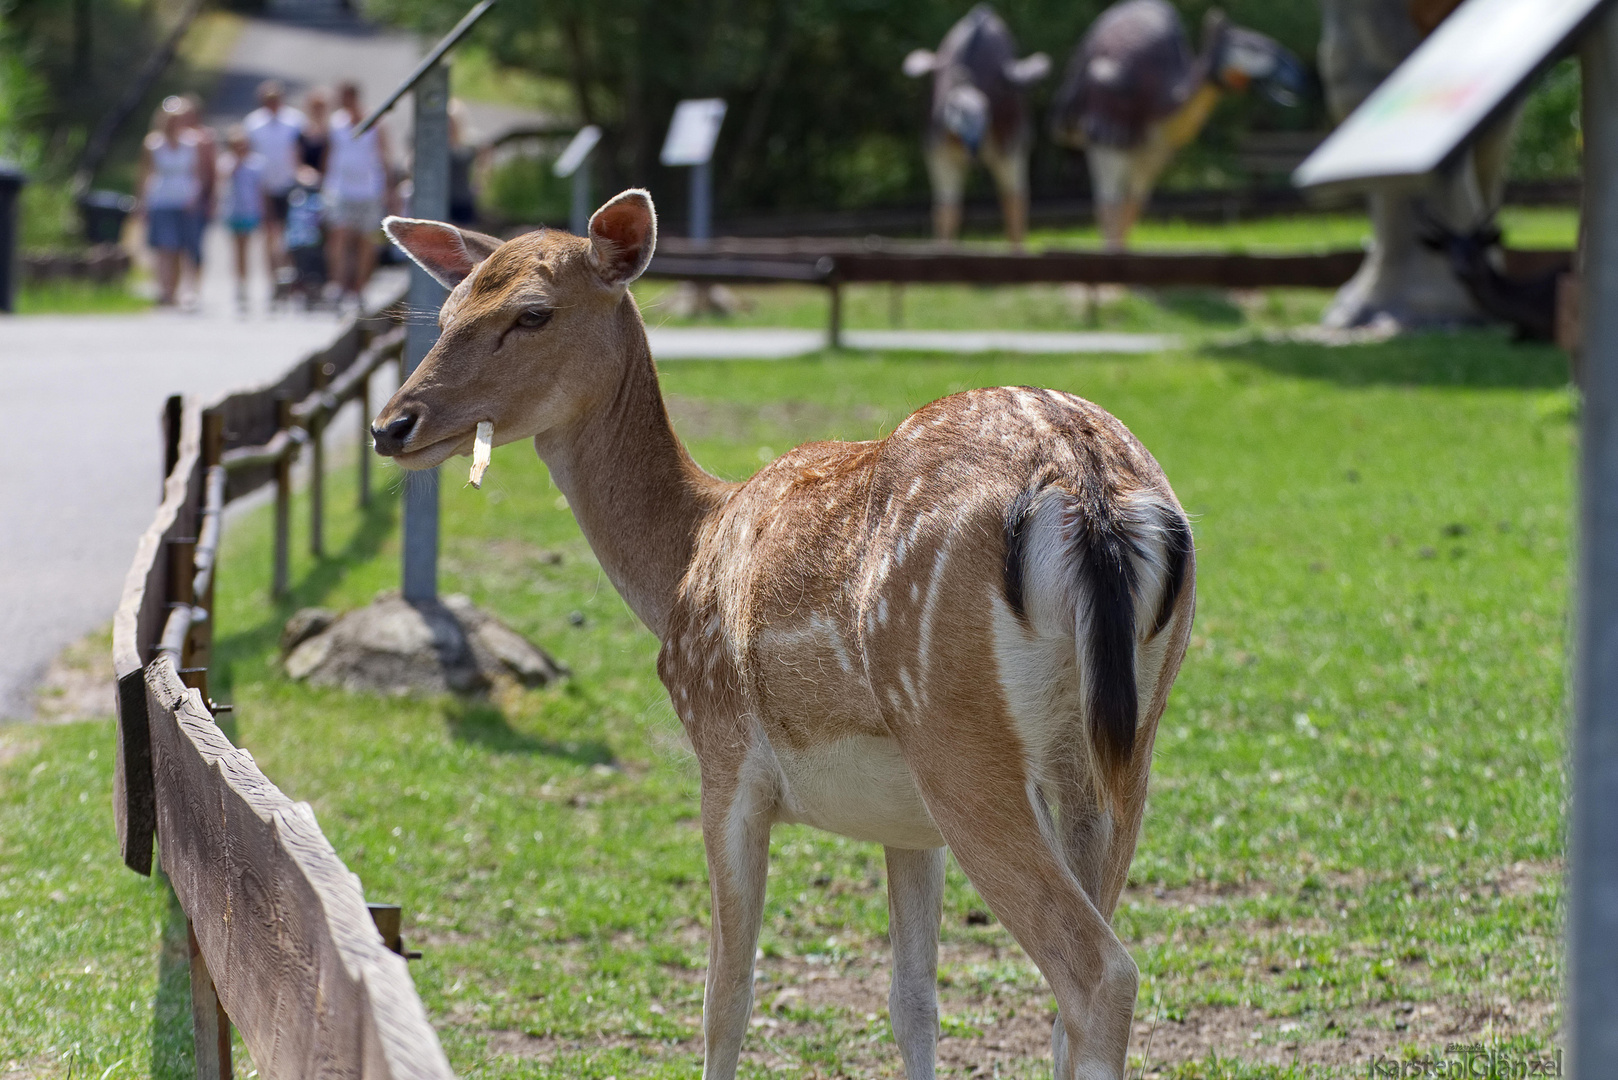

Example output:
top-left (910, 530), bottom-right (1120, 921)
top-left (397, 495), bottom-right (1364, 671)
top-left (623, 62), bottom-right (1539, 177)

top-left (699, 768), bottom-right (773, 1080)
top-left (885, 845), bottom-right (946, 1080)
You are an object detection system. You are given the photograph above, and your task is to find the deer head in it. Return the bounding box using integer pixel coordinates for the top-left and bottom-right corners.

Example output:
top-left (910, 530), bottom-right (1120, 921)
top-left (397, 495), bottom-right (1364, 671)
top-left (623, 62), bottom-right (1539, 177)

top-left (370, 189), bottom-right (659, 469)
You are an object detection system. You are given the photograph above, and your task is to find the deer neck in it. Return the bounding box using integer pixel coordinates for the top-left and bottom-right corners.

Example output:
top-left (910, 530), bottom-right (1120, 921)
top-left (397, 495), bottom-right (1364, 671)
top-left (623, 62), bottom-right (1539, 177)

top-left (534, 297), bottom-right (730, 641)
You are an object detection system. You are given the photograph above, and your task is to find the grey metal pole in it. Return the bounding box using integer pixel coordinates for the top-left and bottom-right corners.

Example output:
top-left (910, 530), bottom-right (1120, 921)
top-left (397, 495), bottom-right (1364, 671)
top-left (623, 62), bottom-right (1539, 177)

top-left (570, 158), bottom-right (591, 236)
top-left (402, 63), bottom-right (450, 603)
top-left (1572, 8), bottom-right (1618, 1073)
top-left (690, 160), bottom-right (711, 242)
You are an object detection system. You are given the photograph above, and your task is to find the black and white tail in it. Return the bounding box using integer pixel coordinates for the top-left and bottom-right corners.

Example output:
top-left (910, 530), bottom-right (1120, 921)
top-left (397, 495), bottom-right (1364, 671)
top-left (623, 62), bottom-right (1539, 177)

top-left (1004, 483), bottom-right (1193, 795)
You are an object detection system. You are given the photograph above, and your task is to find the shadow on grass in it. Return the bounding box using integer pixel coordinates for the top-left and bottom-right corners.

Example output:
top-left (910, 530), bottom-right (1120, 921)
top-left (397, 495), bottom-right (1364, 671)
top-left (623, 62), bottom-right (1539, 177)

top-left (445, 700), bottom-right (614, 764)
top-left (212, 493), bottom-right (400, 700)
top-left (1153, 287), bottom-right (1245, 326)
top-left (1207, 329), bottom-right (1571, 389)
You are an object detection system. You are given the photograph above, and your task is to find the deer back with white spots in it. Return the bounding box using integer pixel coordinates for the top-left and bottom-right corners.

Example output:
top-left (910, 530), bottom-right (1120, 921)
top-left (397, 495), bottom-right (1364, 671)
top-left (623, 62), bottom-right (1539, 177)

top-left (373, 189), bottom-right (1196, 1080)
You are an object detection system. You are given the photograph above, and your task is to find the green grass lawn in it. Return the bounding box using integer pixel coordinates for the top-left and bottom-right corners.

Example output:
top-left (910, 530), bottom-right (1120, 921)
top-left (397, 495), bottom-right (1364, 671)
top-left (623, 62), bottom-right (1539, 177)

top-left (1018, 206), bottom-right (1578, 253)
top-left (14, 279), bottom-right (149, 315)
top-left (0, 331), bottom-right (1572, 1078)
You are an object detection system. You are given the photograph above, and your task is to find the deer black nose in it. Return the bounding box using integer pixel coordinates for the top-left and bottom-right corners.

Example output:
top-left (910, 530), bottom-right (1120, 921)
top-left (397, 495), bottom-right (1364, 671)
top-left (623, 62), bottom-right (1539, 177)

top-left (371, 413), bottom-right (418, 455)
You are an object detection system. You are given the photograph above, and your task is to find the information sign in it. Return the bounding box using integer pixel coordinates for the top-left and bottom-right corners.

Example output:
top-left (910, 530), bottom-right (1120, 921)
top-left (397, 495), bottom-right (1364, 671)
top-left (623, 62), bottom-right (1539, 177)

top-left (555, 125), bottom-right (602, 178)
top-left (1294, 0), bottom-right (1608, 190)
top-left (661, 99), bottom-right (727, 167)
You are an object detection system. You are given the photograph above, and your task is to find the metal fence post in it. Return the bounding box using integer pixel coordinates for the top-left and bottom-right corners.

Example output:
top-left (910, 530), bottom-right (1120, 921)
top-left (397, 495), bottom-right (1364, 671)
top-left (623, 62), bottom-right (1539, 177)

top-left (571, 156), bottom-right (592, 237)
top-left (1572, 6), bottom-right (1618, 1070)
top-left (401, 63), bottom-right (450, 604)
top-left (690, 159), bottom-right (712, 243)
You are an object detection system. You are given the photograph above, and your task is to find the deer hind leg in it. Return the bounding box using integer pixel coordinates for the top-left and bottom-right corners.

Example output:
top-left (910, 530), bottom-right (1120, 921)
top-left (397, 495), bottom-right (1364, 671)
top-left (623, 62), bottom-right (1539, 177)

top-left (899, 738), bottom-right (1136, 1080)
top-left (698, 754), bottom-right (774, 1080)
top-left (885, 845), bottom-right (946, 1080)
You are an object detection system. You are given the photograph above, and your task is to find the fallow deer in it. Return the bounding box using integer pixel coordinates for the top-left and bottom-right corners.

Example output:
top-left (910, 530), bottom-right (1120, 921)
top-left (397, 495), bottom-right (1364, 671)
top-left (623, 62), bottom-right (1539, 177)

top-left (371, 189), bottom-right (1195, 1080)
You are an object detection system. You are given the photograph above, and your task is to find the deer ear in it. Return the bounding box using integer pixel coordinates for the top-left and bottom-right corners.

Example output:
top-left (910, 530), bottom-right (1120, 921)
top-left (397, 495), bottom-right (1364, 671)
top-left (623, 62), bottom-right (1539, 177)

top-left (588, 189), bottom-right (657, 288)
top-left (383, 217), bottom-right (503, 289)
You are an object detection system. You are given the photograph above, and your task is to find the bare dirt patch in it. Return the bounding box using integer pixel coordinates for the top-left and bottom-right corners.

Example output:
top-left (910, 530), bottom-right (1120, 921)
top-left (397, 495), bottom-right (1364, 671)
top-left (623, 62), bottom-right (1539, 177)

top-left (28, 626), bottom-right (115, 725)
top-left (482, 934), bottom-right (1558, 1076)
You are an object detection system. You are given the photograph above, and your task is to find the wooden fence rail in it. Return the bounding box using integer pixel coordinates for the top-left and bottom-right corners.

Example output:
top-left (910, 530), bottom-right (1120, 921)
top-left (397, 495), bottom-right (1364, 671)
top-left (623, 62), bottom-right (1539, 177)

top-left (643, 240), bottom-right (1576, 345)
top-left (111, 293), bottom-right (454, 1076)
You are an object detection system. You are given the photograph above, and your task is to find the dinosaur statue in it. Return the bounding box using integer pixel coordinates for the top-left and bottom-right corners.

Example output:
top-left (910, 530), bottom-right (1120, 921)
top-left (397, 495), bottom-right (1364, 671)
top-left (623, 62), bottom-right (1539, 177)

top-left (1049, 0), bottom-right (1306, 250)
top-left (904, 4), bottom-right (1051, 244)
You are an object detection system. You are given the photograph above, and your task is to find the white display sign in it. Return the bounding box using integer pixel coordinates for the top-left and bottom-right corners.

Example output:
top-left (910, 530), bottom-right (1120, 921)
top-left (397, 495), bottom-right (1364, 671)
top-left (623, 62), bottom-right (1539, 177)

top-left (554, 125), bottom-right (602, 178)
top-left (1294, 0), bottom-right (1608, 190)
top-left (660, 99), bottom-right (727, 167)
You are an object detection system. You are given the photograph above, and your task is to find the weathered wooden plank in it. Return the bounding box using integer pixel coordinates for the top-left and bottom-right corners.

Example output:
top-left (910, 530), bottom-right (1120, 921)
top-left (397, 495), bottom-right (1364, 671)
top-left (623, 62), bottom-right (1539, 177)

top-left (213, 296), bottom-right (404, 502)
top-left (111, 398), bottom-right (202, 874)
top-left (146, 657), bottom-right (455, 1078)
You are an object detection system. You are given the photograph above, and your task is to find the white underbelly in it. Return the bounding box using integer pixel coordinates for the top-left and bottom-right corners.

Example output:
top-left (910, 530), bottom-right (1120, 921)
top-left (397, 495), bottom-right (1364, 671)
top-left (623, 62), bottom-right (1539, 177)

top-left (771, 734), bottom-right (945, 850)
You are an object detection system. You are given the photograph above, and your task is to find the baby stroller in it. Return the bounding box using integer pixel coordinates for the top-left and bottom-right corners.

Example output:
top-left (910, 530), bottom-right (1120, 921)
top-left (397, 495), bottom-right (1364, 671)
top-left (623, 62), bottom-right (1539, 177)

top-left (275, 184), bottom-right (329, 308)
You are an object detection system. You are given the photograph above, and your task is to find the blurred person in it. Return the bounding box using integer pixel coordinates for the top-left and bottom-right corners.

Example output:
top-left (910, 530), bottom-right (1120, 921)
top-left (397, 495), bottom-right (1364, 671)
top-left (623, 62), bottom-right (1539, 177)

top-left (284, 183), bottom-right (329, 307)
top-left (137, 99), bottom-right (206, 307)
top-left (244, 80), bottom-right (306, 287)
top-left (323, 81), bottom-right (391, 307)
top-left (299, 90), bottom-right (331, 179)
top-left (448, 99), bottom-right (479, 226)
top-left (176, 94), bottom-right (218, 303)
top-left (219, 126), bottom-right (265, 313)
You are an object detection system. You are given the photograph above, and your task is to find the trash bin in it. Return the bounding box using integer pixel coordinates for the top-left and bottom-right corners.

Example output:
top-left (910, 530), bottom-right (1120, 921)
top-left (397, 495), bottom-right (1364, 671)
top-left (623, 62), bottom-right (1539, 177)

top-left (0, 162), bottom-right (26, 315)
top-left (78, 190), bottom-right (136, 246)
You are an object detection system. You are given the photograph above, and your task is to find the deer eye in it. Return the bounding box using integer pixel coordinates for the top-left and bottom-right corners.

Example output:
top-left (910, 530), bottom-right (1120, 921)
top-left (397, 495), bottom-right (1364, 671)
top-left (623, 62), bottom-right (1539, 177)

top-left (515, 308), bottom-right (553, 329)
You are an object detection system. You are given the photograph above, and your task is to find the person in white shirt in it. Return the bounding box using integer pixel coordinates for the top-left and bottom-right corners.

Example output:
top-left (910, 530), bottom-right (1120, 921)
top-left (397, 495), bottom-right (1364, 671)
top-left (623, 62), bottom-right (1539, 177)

top-left (137, 99), bottom-right (206, 307)
top-left (243, 80), bottom-right (305, 285)
top-left (323, 81), bottom-right (393, 307)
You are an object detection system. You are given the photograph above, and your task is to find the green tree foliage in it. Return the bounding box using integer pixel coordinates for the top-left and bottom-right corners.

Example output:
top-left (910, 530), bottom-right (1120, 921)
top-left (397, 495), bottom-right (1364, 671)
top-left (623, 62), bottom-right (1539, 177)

top-left (1511, 57), bottom-right (1580, 182)
top-left (0, 0), bottom-right (194, 181)
top-left (368, 0), bottom-right (1323, 217)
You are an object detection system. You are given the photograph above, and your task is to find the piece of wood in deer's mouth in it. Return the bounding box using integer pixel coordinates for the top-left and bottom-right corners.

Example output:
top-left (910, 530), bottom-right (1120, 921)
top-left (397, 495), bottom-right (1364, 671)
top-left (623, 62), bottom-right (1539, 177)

top-left (470, 422), bottom-right (493, 488)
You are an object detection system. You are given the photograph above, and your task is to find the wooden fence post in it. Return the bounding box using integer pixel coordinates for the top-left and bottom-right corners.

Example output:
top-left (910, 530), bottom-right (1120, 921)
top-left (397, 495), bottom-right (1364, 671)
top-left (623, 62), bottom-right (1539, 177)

top-left (187, 920), bottom-right (232, 1080)
top-left (310, 361), bottom-right (329, 558)
top-left (163, 395), bottom-right (183, 497)
top-left (273, 395), bottom-right (293, 601)
top-left (827, 281), bottom-right (843, 350)
top-left (194, 413), bottom-right (224, 682)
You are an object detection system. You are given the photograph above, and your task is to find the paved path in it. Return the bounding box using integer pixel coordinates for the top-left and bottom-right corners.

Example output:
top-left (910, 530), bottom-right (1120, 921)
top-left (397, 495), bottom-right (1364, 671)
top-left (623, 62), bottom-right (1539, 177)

top-left (645, 326), bottom-right (1178, 360)
top-left (0, 309), bottom-right (374, 718)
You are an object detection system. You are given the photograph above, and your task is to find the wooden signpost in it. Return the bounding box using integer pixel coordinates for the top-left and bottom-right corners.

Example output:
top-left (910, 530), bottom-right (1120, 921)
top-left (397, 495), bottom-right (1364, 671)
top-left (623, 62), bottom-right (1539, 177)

top-left (660, 98), bottom-right (727, 241)
top-left (1296, 0), bottom-right (1616, 1067)
top-left (555, 124), bottom-right (603, 236)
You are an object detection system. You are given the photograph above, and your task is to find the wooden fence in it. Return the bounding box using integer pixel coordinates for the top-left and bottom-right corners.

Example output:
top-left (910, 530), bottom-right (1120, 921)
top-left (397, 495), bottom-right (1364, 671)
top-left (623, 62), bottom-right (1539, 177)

top-left (109, 297), bottom-right (453, 1077)
top-left (645, 239), bottom-right (1576, 345)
